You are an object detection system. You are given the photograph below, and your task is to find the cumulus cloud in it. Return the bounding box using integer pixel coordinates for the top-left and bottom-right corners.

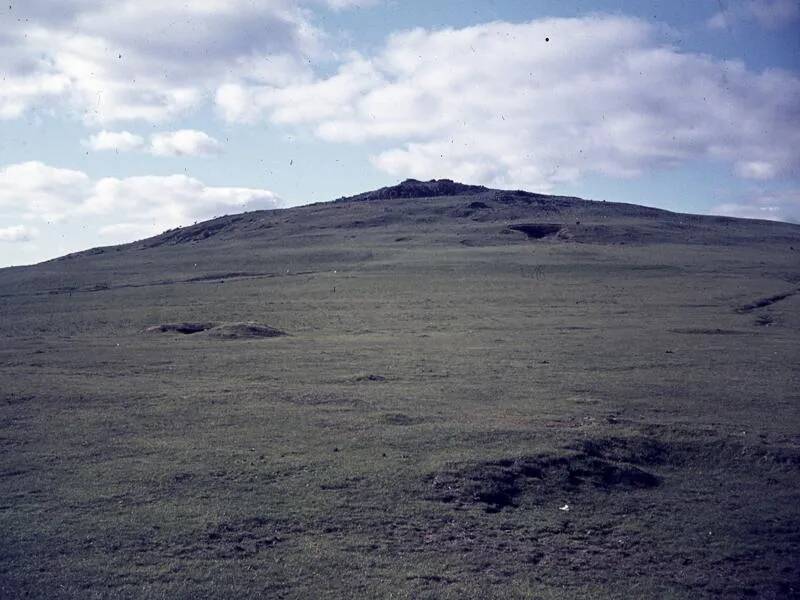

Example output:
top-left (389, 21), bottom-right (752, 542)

top-left (84, 129), bottom-right (222, 156)
top-left (708, 0), bottom-right (800, 29)
top-left (216, 55), bottom-right (383, 125)
top-left (0, 28), bottom-right (69, 119)
top-left (83, 130), bottom-right (145, 152)
top-left (0, 72), bottom-right (70, 120)
top-left (0, 162), bottom-right (92, 221)
top-left (2, 0), bottom-right (322, 123)
top-left (0, 225), bottom-right (38, 242)
top-left (97, 222), bottom-right (160, 240)
top-left (734, 161), bottom-right (780, 180)
top-left (81, 174), bottom-right (277, 227)
top-left (3, 7), bottom-right (799, 199)
top-left (149, 130), bottom-right (222, 157)
top-left (711, 188), bottom-right (800, 222)
top-left (318, 0), bottom-right (379, 9)
top-left (0, 161), bottom-right (281, 242)
top-left (214, 16), bottom-right (800, 190)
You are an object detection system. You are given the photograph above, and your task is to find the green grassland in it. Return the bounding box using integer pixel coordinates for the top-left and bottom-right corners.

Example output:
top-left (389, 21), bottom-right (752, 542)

top-left (1, 182), bottom-right (799, 598)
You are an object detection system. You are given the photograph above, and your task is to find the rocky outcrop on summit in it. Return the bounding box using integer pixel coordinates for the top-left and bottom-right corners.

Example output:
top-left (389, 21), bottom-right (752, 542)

top-left (339, 179), bottom-right (490, 202)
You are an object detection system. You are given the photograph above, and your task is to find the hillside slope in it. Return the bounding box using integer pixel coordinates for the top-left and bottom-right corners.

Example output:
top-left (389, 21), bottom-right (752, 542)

top-left (1, 180), bottom-right (799, 599)
top-left (1, 178), bottom-right (798, 296)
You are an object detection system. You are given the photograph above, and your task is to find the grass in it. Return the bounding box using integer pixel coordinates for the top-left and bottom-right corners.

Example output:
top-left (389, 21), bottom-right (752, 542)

top-left (1, 189), bottom-right (799, 598)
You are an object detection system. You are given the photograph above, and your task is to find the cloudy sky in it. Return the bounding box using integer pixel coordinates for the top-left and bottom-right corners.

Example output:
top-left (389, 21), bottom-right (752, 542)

top-left (0, 0), bottom-right (798, 266)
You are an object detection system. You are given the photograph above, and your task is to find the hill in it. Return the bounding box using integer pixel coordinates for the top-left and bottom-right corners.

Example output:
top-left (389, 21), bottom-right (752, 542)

top-left (1, 180), bottom-right (799, 599)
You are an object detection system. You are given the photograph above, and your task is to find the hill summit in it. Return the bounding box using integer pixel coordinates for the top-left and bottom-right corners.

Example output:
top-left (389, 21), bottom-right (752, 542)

top-left (339, 178), bottom-right (492, 202)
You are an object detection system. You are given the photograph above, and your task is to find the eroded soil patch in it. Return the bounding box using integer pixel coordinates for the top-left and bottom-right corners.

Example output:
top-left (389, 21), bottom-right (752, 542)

top-left (507, 223), bottom-right (563, 239)
top-left (576, 435), bottom-right (800, 473)
top-left (145, 321), bottom-right (286, 338)
top-left (145, 322), bottom-right (215, 334)
top-left (428, 435), bottom-right (800, 513)
top-left (205, 322), bottom-right (287, 339)
top-left (735, 288), bottom-right (798, 313)
top-left (428, 451), bottom-right (659, 513)
top-left (669, 328), bottom-right (750, 335)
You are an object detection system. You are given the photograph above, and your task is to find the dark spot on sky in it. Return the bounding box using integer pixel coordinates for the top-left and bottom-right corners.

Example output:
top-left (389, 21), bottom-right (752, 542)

top-left (545, 37), bottom-right (550, 42)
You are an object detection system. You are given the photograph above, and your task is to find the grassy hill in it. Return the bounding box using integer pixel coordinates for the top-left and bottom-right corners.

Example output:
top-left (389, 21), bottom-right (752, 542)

top-left (1, 179), bottom-right (799, 599)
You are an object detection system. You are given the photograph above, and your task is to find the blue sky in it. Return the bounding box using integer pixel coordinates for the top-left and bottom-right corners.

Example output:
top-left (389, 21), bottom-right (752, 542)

top-left (0, 0), bottom-right (798, 266)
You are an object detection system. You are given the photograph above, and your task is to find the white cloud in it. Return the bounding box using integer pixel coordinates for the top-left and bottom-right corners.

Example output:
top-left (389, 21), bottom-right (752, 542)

top-left (2, 0), bottom-right (321, 123)
top-left (149, 130), bottom-right (222, 157)
top-left (215, 55), bottom-right (383, 124)
top-left (734, 160), bottom-right (779, 180)
top-left (0, 161), bottom-right (281, 243)
top-left (2, 7), bottom-right (799, 201)
top-left (0, 73), bottom-right (70, 120)
top-left (97, 222), bottom-right (160, 240)
top-left (711, 188), bottom-right (800, 222)
top-left (83, 130), bottom-right (145, 152)
top-left (708, 0), bottom-right (800, 29)
top-left (215, 84), bottom-right (259, 123)
top-left (319, 0), bottom-right (379, 9)
top-left (82, 174), bottom-right (278, 225)
top-left (0, 162), bottom-right (92, 221)
top-left (0, 225), bottom-right (38, 242)
top-left (0, 27), bottom-right (70, 119)
top-left (215, 16), bottom-right (800, 190)
top-left (83, 129), bottom-right (221, 157)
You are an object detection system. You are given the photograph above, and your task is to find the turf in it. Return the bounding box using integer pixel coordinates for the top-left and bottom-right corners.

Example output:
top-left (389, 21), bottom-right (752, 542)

top-left (1, 180), bottom-right (799, 598)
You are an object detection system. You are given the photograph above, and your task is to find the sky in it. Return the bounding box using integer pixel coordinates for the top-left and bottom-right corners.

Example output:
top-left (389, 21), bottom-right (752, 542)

top-left (0, 0), bottom-right (798, 267)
